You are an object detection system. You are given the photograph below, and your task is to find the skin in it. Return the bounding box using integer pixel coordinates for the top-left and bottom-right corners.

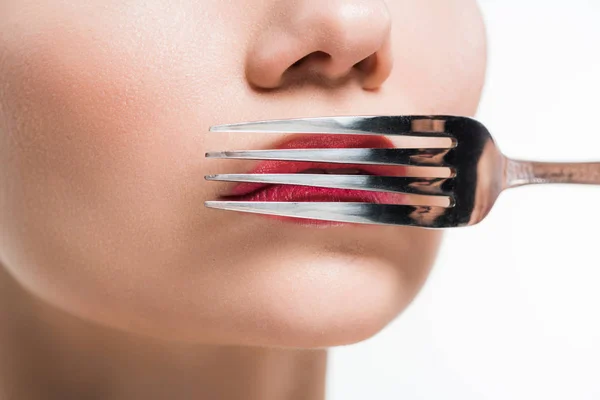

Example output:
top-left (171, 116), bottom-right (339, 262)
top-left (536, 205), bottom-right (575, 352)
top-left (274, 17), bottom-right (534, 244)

top-left (0, 0), bottom-right (487, 398)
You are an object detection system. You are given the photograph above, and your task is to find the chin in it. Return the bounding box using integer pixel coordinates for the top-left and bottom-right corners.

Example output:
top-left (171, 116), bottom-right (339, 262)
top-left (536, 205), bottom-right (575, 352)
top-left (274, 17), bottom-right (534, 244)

top-left (137, 221), bottom-right (443, 349)
top-left (197, 247), bottom-right (435, 349)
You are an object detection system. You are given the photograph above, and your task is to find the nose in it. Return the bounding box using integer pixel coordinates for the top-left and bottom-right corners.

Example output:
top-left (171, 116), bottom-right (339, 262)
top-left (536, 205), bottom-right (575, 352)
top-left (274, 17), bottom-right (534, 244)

top-left (246, 0), bottom-right (393, 90)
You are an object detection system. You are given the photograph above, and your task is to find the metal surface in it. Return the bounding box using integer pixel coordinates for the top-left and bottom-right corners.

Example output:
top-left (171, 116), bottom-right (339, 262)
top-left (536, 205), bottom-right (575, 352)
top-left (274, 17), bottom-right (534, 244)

top-left (204, 116), bottom-right (600, 228)
top-left (205, 148), bottom-right (453, 167)
top-left (205, 174), bottom-right (452, 196)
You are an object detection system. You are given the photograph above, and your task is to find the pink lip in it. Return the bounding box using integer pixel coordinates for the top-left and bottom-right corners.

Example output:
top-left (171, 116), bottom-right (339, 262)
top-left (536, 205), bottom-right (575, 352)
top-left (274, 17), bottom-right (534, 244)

top-left (218, 134), bottom-right (407, 225)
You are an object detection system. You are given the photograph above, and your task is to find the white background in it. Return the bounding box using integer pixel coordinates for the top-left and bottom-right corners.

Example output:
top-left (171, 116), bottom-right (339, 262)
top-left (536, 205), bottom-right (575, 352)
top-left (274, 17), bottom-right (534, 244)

top-left (328, 1), bottom-right (600, 399)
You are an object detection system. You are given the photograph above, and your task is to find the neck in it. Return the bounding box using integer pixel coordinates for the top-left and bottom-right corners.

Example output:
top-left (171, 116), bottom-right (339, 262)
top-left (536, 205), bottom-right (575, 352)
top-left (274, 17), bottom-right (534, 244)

top-left (0, 266), bottom-right (328, 400)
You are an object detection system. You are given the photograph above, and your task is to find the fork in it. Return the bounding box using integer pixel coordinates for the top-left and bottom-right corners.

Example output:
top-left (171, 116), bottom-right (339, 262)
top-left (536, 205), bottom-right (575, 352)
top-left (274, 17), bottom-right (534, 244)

top-left (204, 116), bottom-right (600, 228)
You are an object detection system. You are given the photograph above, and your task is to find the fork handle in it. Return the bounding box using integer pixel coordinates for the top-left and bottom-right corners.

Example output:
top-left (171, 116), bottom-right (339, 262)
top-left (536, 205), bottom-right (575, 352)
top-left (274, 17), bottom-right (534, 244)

top-left (505, 159), bottom-right (600, 188)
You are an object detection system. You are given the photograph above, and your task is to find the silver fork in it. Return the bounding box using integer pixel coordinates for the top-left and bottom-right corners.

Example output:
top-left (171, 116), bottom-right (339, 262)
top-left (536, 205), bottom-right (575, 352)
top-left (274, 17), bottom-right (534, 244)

top-left (204, 116), bottom-right (600, 228)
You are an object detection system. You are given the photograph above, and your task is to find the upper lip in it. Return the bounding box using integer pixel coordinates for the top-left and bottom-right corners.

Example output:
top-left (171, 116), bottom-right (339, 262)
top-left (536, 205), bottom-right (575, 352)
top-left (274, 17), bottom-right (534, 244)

top-left (221, 134), bottom-right (403, 198)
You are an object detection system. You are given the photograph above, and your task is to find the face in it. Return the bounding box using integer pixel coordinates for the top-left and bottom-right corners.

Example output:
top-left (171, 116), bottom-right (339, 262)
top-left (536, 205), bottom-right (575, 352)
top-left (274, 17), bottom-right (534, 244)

top-left (0, 0), bottom-right (486, 347)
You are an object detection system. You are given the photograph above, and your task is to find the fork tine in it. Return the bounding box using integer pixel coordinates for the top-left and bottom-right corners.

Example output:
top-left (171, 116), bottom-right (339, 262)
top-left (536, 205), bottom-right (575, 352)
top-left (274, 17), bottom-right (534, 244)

top-left (205, 174), bottom-right (452, 198)
top-left (204, 201), bottom-right (448, 227)
top-left (209, 116), bottom-right (453, 138)
top-left (205, 148), bottom-right (452, 167)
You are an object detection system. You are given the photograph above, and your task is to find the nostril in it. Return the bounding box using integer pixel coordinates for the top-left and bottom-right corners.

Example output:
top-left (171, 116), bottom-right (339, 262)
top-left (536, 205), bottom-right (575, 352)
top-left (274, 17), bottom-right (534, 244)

top-left (353, 53), bottom-right (376, 73)
top-left (290, 56), bottom-right (308, 68)
top-left (290, 51), bottom-right (331, 69)
top-left (286, 50), bottom-right (379, 84)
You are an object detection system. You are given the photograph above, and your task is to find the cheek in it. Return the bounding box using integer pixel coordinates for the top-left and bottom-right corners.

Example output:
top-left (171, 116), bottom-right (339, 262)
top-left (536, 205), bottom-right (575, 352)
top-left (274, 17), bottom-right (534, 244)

top-left (0, 9), bottom-right (230, 324)
top-left (387, 0), bottom-right (487, 114)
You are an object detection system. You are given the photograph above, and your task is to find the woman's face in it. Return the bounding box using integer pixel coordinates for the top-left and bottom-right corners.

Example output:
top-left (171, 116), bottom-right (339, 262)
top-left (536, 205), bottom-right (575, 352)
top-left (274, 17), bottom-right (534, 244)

top-left (0, 0), bottom-right (486, 346)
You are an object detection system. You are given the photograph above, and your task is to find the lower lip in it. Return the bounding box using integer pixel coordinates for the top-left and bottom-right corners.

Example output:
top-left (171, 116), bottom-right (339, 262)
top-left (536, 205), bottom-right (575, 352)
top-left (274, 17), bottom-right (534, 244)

top-left (223, 185), bottom-right (406, 227)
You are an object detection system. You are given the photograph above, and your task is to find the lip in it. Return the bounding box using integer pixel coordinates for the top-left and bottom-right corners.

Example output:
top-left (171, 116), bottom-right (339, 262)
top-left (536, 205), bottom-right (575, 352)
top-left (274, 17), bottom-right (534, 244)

top-left (218, 133), bottom-right (407, 203)
top-left (212, 134), bottom-right (409, 226)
